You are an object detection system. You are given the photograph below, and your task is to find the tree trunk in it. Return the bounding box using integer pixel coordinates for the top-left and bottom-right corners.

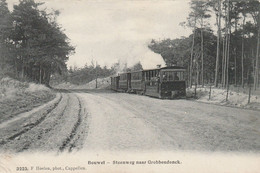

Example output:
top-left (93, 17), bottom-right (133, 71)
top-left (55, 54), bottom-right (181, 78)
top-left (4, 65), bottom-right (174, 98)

top-left (42, 68), bottom-right (45, 84)
top-left (235, 47), bottom-right (237, 86)
top-left (254, 11), bottom-right (260, 90)
top-left (222, 34), bottom-right (226, 87)
top-left (197, 61), bottom-right (199, 86)
top-left (234, 21), bottom-right (238, 86)
top-left (226, 0), bottom-right (230, 89)
top-left (187, 61), bottom-right (190, 88)
top-left (241, 16), bottom-right (245, 88)
top-left (252, 49), bottom-right (255, 86)
top-left (14, 58), bottom-right (18, 78)
top-left (247, 68), bottom-right (250, 86)
top-left (214, 0), bottom-right (221, 87)
top-left (21, 57), bottom-right (25, 79)
top-left (39, 64), bottom-right (42, 84)
top-left (42, 68), bottom-right (50, 87)
top-left (226, 33), bottom-right (230, 88)
top-left (201, 28), bottom-right (204, 87)
top-left (46, 71), bottom-right (51, 87)
top-left (222, 3), bottom-right (228, 87)
top-left (223, 32), bottom-right (228, 87)
top-left (190, 28), bottom-right (196, 88)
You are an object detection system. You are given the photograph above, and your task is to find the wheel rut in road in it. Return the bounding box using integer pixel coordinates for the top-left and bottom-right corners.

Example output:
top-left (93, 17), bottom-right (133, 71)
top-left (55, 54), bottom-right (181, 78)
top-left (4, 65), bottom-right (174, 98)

top-left (0, 94), bottom-right (63, 146)
top-left (59, 95), bottom-right (86, 152)
top-left (0, 92), bottom-right (88, 153)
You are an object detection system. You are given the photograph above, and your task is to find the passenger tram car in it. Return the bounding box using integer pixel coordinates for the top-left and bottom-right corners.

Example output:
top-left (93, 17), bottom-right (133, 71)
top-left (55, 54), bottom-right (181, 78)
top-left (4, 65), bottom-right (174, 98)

top-left (111, 66), bottom-right (186, 99)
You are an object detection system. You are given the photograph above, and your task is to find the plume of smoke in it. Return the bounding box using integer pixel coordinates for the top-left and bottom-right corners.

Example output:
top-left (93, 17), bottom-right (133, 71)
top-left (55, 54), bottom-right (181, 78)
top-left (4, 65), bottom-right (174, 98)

top-left (112, 40), bottom-right (165, 75)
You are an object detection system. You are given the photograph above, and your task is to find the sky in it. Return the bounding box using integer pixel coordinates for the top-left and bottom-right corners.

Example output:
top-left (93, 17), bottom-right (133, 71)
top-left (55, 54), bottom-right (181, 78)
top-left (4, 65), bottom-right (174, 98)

top-left (8, 0), bottom-right (193, 69)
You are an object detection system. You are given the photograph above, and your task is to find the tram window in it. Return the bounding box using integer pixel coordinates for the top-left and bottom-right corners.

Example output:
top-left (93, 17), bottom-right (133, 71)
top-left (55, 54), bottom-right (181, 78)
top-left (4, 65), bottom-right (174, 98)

top-left (162, 72), bottom-right (167, 81)
top-left (176, 72), bottom-right (184, 80)
top-left (156, 70), bottom-right (159, 77)
top-left (178, 72), bottom-right (184, 80)
top-left (179, 72), bottom-right (183, 80)
top-left (161, 71), bottom-right (184, 81)
top-left (133, 72), bottom-right (141, 80)
top-left (174, 72), bottom-right (179, 80)
top-left (169, 73), bottom-right (174, 80)
top-left (121, 74), bottom-right (126, 80)
top-left (145, 72), bottom-right (149, 80)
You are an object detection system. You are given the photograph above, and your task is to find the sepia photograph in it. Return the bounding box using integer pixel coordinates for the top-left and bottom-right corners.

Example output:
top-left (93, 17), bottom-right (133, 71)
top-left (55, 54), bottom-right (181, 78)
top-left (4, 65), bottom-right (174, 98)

top-left (0, 0), bottom-right (259, 172)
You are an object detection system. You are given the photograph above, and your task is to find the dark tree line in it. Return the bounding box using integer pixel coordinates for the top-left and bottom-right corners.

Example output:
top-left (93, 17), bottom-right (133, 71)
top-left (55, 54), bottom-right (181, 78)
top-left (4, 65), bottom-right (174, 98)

top-left (0, 0), bottom-right (74, 86)
top-left (53, 61), bottom-right (143, 85)
top-left (148, 0), bottom-right (260, 90)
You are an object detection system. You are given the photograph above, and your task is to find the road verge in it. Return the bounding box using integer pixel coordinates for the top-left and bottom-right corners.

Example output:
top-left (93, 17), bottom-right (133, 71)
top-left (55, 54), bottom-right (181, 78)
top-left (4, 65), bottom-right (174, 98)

top-left (0, 77), bottom-right (56, 123)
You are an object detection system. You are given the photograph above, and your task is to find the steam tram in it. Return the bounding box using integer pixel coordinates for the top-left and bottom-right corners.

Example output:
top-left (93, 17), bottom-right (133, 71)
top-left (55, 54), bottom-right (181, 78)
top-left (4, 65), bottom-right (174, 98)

top-left (111, 66), bottom-right (186, 99)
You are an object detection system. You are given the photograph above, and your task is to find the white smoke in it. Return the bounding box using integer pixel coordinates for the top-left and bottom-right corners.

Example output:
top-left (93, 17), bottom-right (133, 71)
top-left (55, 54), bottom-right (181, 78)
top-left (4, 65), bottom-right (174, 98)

top-left (140, 49), bottom-right (166, 69)
top-left (117, 40), bottom-right (166, 70)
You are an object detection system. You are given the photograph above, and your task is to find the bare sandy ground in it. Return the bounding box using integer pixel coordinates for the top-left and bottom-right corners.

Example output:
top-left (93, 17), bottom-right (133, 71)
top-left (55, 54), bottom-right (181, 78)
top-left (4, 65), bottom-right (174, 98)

top-left (0, 89), bottom-right (259, 153)
top-left (77, 90), bottom-right (260, 152)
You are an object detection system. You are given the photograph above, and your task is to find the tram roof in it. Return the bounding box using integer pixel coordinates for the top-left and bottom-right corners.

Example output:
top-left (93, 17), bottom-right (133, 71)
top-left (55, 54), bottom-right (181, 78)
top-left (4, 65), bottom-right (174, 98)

top-left (143, 66), bottom-right (185, 71)
top-left (118, 66), bottom-right (186, 75)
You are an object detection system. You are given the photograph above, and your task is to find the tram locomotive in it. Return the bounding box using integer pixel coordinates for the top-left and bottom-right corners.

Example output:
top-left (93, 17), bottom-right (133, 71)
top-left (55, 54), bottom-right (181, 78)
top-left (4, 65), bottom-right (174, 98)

top-left (111, 66), bottom-right (186, 99)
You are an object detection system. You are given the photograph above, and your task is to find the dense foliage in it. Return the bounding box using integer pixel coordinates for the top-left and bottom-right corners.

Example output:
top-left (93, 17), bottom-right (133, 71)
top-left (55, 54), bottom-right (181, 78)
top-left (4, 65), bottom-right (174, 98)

top-left (149, 0), bottom-right (260, 89)
top-left (51, 61), bottom-right (143, 85)
top-left (0, 0), bottom-right (74, 86)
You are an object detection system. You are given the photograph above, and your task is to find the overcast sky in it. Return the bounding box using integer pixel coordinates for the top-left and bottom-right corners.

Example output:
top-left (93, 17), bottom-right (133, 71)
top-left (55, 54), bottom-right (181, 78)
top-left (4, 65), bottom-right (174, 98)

top-left (8, 0), bottom-right (192, 69)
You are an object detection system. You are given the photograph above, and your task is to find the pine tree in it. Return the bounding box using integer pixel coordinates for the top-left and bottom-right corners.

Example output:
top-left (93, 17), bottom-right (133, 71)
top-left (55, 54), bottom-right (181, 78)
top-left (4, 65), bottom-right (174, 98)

top-left (0, 0), bottom-right (12, 77)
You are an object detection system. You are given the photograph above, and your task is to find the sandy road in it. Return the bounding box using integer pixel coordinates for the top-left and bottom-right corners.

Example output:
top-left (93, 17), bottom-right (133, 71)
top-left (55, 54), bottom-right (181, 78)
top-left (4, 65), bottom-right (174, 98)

top-left (0, 89), bottom-right (259, 153)
top-left (75, 89), bottom-right (260, 152)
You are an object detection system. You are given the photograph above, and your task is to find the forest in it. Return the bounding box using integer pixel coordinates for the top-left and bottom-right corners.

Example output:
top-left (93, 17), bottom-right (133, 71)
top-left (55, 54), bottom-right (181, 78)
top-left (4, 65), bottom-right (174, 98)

top-left (52, 61), bottom-right (143, 85)
top-left (0, 0), bottom-right (74, 86)
top-left (148, 0), bottom-right (260, 90)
